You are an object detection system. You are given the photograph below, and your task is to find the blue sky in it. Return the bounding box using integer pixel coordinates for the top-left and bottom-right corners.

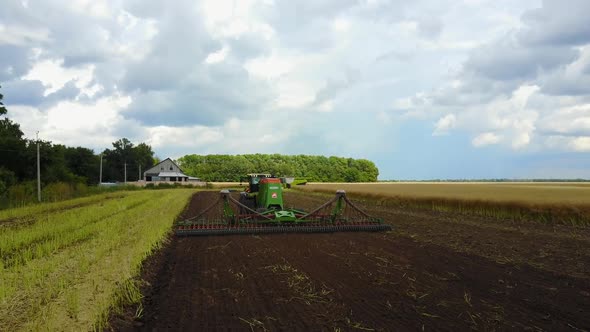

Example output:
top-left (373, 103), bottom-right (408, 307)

top-left (1, 0), bottom-right (590, 179)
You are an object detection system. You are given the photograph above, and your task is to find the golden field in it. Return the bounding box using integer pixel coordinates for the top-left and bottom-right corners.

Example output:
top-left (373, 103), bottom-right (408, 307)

top-left (296, 182), bottom-right (590, 226)
top-left (208, 182), bottom-right (243, 188)
top-left (299, 182), bottom-right (590, 205)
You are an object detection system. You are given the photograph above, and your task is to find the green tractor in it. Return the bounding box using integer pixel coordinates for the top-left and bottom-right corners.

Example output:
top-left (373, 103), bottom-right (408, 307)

top-left (176, 174), bottom-right (391, 236)
top-left (239, 173), bottom-right (286, 211)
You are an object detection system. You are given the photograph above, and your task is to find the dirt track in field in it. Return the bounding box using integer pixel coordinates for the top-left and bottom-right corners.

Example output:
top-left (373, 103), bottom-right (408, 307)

top-left (112, 191), bottom-right (590, 331)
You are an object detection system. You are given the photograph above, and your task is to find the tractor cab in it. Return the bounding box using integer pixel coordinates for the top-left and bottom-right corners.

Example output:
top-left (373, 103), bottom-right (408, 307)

top-left (239, 173), bottom-right (284, 211)
top-left (241, 173), bottom-right (272, 193)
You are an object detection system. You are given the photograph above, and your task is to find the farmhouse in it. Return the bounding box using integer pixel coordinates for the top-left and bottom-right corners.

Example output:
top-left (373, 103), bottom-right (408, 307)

top-left (143, 158), bottom-right (200, 182)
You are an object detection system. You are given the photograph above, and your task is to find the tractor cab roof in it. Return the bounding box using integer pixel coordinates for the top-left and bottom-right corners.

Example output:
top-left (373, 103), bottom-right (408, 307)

top-left (260, 177), bottom-right (281, 184)
top-left (247, 173), bottom-right (272, 178)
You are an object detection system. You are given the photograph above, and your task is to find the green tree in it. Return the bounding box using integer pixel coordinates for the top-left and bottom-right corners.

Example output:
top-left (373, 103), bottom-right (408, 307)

top-left (64, 147), bottom-right (100, 184)
top-left (0, 85), bottom-right (7, 116)
top-left (0, 118), bottom-right (27, 179)
top-left (21, 142), bottom-right (81, 184)
top-left (134, 142), bottom-right (155, 180)
top-left (102, 138), bottom-right (154, 182)
top-left (177, 154), bottom-right (381, 182)
top-left (103, 138), bottom-right (134, 182)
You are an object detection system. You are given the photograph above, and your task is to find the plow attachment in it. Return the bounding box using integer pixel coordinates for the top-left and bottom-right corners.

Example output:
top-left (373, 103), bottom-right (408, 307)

top-left (175, 190), bottom-right (392, 236)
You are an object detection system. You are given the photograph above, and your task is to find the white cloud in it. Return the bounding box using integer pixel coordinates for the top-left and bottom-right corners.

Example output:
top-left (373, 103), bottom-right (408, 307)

top-left (537, 103), bottom-right (590, 135)
top-left (147, 125), bottom-right (224, 152)
top-left (405, 0), bottom-right (590, 156)
top-left (570, 137), bottom-right (590, 152)
top-left (433, 114), bottom-right (456, 136)
top-left (244, 52), bottom-right (297, 80)
top-left (332, 17), bottom-right (351, 32)
top-left (45, 95), bottom-right (131, 130)
top-left (9, 95), bottom-right (132, 149)
top-left (204, 45), bottom-right (230, 64)
top-left (472, 132), bottom-right (501, 147)
top-left (200, 0), bottom-right (275, 40)
top-left (394, 21), bottom-right (418, 36)
top-left (0, 24), bottom-right (50, 46)
top-left (22, 59), bottom-right (94, 96)
top-left (5, 105), bottom-right (46, 138)
top-left (317, 100), bottom-right (334, 112)
top-left (416, 81), bottom-right (540, 149)
top-left (244, 51), bottom-right (329, 109)
top-left (114, 12), bottom-right (158, 60)
top-left (68, 0), bottom-right (112, 18)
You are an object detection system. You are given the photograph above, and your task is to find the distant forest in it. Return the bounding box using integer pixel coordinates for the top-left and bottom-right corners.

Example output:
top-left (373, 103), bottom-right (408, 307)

top-left (178, 154), bottom-right (380, 182)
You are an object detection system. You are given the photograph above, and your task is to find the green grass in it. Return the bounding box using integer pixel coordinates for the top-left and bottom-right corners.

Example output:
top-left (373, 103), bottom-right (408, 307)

top-left (0, 192), bottom-right (127, 226)
top-left (0, 189), bottom-right (195, 331)
top-left (298, 183), bottom-right (590, 226)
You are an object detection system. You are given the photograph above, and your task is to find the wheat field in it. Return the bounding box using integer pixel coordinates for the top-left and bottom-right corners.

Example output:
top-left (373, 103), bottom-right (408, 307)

top-left (299, 182), bottom-right (590, 205)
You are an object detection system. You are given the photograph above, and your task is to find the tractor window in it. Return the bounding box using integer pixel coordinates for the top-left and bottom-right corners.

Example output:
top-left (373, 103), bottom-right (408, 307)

top-left (252, 177), bottom-right (260, 185)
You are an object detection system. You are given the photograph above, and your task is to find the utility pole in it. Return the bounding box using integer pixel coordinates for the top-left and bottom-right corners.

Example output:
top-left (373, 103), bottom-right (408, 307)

top-left (36, 132), bottom-right (41, 202)
top-left (99, 153), bottom-right (103, 184)
top-left (124, 162), bottom-right (127, 184)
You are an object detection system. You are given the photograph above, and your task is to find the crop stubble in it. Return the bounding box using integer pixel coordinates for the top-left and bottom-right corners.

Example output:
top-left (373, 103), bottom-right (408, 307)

top-left (112, 191), bottom-right (590, 331)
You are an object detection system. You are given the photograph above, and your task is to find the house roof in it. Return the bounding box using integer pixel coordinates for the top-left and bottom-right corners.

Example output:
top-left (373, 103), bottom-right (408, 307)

top-left (145, 157), bottom-right (185, 174)
top-left (158, 172), bottom-right (189, 177)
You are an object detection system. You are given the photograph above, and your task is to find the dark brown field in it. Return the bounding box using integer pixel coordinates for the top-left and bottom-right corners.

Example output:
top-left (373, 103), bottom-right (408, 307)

top-left (111, 191), bottom-right (590, 331)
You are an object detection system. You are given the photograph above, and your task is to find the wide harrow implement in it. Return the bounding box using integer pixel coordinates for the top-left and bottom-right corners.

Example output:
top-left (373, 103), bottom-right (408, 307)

top-left (175, 190), bottom-right (392, 236)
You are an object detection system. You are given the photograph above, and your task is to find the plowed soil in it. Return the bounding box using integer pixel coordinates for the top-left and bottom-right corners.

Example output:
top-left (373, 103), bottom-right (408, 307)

top-left (111, 191), bottom-right (590, 331)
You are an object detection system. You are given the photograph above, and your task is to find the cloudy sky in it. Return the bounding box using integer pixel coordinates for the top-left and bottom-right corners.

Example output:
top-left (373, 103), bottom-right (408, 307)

top-left (2, 0), bottom-right (590, 179)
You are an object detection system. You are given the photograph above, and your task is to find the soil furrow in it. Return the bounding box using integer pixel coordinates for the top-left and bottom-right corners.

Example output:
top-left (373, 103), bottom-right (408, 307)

top-left (110, 191), bottom-right (590, 331)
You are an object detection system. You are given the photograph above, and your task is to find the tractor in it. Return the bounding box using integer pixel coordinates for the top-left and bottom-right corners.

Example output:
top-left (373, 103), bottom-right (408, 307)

top-left (239, 173), bottom-right (286, 212)
top-left (175, 174), bottom-right (392, 236)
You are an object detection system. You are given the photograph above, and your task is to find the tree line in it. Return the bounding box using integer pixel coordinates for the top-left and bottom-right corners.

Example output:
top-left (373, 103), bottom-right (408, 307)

top-left (0, 85), bottom-right (156, 205)
top-left (177, 154), bottom-right (380, 182)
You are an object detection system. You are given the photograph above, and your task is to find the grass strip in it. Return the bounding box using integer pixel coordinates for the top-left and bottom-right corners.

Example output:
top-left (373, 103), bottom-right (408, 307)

top-left (0, 192), bottom-right (128, 226)
top-left (0, 189), bottom-right (195, 331)
top-left (0, 195), bottom-right (151, 268)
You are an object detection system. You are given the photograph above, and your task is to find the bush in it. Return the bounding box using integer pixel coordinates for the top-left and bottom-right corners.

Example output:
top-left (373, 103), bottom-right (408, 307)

top-left (4, 181), bottom-right (99, 208)
top-left (120, 184), bottom-right (142, 191)
top-left (75, 182), bottom-right (88, 196)
top-left (44, 182), bottom-right (74, 202)
top-left (8, 181), bottom-right (36, 207)
top-left (156, 183), bottom-right (173, 189)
